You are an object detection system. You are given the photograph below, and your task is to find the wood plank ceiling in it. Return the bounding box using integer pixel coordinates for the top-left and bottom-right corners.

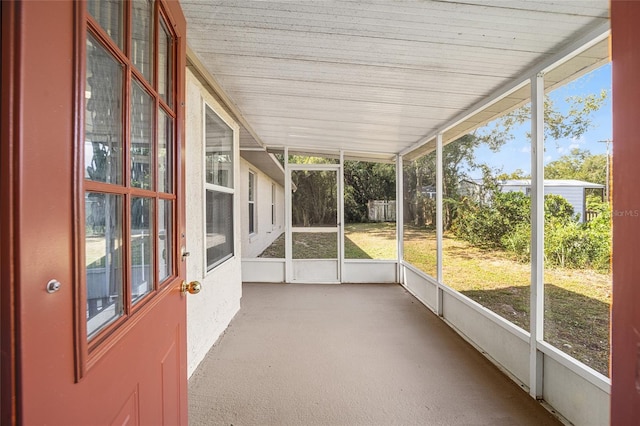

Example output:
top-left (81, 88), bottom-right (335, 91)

top-left (181, 0), bottom-right (609, 162)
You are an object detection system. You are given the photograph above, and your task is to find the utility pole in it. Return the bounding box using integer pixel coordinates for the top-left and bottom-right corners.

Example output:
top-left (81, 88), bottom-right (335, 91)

top-left (598, 139), bottom-right (612, 202)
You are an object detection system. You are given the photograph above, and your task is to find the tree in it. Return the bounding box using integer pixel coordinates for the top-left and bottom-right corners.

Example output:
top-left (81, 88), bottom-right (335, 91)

top-left (343, 161), bottom-right (395, 222)
top-left (291, 169), bottom-right (337, 226)
top-left (404, 135), bottom-right (479, 229)
top-left (287, 155), bottom-right (341, 226)
top-left (477, 90), bottom-right (608, 146)
top-left (496, 169), bottom-right (530, 180)
top-left (404, 88), bottom-right (608, 231)
top-left (544, 148), bottom-right (607, 186)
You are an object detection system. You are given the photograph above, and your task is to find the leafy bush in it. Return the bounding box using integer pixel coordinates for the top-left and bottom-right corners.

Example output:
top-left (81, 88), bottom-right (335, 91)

top-left (545, 220), bottom-right (590, 268)
top-left (544, 194), bottom-right (575, 223)
top-left (453, 189), bottom-right (611, 271)
top-left (501, 222), bottom-right (530, 262)
top-left (452, 191), bottom-right (530, 248)
top-left (582, 199), bottom-right (611, 271)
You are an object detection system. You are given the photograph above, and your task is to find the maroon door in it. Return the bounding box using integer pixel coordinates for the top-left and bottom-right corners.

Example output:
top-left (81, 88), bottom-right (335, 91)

top-left (612, 1), bottom-right (640, 423)
top-left (3, 1), bottom-right (188, 424)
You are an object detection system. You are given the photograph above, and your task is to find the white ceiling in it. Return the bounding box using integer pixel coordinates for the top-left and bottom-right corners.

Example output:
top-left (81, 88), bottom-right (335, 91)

top-left (181, 0), bottom-right (609, 162)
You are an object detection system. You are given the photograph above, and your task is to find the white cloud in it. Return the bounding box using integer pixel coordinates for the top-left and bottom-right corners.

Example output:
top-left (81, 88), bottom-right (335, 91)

top-left (572, 135), bottom-right (586, 144)
top-left (519, 145), bottom-right (531, 153)
top-left (557, 136), bottom-right (584, 154)
top-left (544, 155), bottom-right (553, 163)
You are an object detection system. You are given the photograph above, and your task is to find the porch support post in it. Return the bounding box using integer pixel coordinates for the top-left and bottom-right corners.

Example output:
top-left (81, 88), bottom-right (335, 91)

top-left (339, 150), bottom-right (345, 283)
top-left (396, 154), bottom-right (404, 283)
top-left (529, 73), bottom-right (545, 399)
top-left (436, 133), bottom-right (444, 316)
top-left (284, 147), bottom-right (292, 283)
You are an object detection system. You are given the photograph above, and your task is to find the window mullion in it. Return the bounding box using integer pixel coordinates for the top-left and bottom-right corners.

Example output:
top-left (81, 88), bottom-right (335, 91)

top-left (153, 98), bottom-right (159, 291)
top-left (153, 0), bottom-right (160, 96)
top-left (123, 194), bottom-right (133, 316)
top-left (84, 0), bottom-right (177, 343)
top-left (123, 62), bottom-right (133, 316)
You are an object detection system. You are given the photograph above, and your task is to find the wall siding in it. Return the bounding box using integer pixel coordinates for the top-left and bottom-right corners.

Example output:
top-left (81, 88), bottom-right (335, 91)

top-left (545, 186), bottom-right (584, 221)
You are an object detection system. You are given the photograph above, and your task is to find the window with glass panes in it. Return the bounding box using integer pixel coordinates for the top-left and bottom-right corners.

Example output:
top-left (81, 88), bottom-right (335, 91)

top-left (271, 183), bottom-right (276, 227)
top-left (204, 104), bottom-right (235, 271)
top-left (84, 0), bottom-right (177, 340)
top-left (248, 171), bottom-right (256, 234)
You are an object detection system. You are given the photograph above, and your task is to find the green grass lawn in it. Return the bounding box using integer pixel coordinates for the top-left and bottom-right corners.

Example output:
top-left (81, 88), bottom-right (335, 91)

top-left (258, 222), bottom-right (611, 376)
top-left (345, 222), bottom-right (397, 259)
top-left (405, 227), bottom-right (611, 376)
top-left (258, 222), bottom-right (398, 259)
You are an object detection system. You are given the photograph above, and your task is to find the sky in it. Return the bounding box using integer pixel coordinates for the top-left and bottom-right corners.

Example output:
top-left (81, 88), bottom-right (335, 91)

top-left (468, 62), bottom-right (612, 179)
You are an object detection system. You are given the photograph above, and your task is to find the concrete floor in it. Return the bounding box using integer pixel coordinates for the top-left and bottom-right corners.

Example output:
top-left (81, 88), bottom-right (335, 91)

top-left (189, 283), bottom-right (561, 426)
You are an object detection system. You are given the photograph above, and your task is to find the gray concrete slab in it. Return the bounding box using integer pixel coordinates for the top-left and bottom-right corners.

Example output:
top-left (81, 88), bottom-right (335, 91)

top-left (189, 283), bottom-right (561, 426)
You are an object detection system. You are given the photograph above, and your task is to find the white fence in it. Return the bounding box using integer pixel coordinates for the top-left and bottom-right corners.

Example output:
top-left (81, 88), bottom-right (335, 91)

top-left (368, 200), bottom-right (396, 222)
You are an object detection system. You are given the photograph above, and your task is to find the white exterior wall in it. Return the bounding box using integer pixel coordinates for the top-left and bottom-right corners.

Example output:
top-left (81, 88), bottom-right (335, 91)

top-left (185, 69), bottom-right (242, 377)
top-left (545, 186), bottom-right (585, 221)
top-left (501, 184), bottom-right (586, 221)
top-left (501, 185), bottom-right (529, 194)
top-left (240, 158), bottom-right (285, 258)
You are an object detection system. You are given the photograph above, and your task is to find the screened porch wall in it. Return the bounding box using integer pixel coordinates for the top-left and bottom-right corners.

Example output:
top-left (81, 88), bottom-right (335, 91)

top-left (219, 22), bottom-right (612, 426)
top-left (238, 89), bottom-right (611, 426)
top-left (399, 76), bottom-right (611, 426)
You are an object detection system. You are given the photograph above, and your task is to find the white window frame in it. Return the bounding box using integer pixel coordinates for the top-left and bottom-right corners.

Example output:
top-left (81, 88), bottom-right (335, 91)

top-left (248, 170), bottom-right (257, 235)
top-left (203, 101), bottom-right (237, 273)
top-left (271, 182), bottom-right (276, 228)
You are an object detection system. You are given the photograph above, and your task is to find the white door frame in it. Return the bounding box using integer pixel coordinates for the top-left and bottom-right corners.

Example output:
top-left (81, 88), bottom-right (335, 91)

top-left (285, 156), bottom-right (343, 283)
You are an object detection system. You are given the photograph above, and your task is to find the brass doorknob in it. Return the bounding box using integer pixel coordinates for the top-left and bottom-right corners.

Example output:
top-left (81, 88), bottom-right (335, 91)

top-left (181, 280), bottom-right (201, 295)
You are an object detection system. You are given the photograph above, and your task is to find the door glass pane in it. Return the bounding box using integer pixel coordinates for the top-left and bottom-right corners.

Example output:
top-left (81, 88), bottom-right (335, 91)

top-left (158, 17), bottom-right (173, 106)
top-left (131, 0), bottom-right (154, 83)
top-left (87, 0), bottom-right (123, 49)
top-left (131, 197), bottom-right (153, 304)
top-left (131, 80), bottom-right (153, 189)
top-left (85, 34), bottom-right (123, 185)
top-left (206, 190), bottom-right (234, 269)
top-left (205, 105), bottom-right (234, 188)
top-left (85, 192), bottom-right (123, 337)
top-left (291, 170), bottom-right (337, 227)
top-left (158, 108), bottom-right (173, 193)
top-left (158, 199), bottom-right (172, 282)
top-left (292, 232), bottom-right (338, 259)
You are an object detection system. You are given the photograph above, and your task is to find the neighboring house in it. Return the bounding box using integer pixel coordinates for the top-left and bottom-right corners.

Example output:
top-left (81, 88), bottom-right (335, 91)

top-left (500, 179), bottom-right (605, 222)
top-left (459, 178), bottom-right (486, 202)
top-left (460, 178), bottom-right (605, 222)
